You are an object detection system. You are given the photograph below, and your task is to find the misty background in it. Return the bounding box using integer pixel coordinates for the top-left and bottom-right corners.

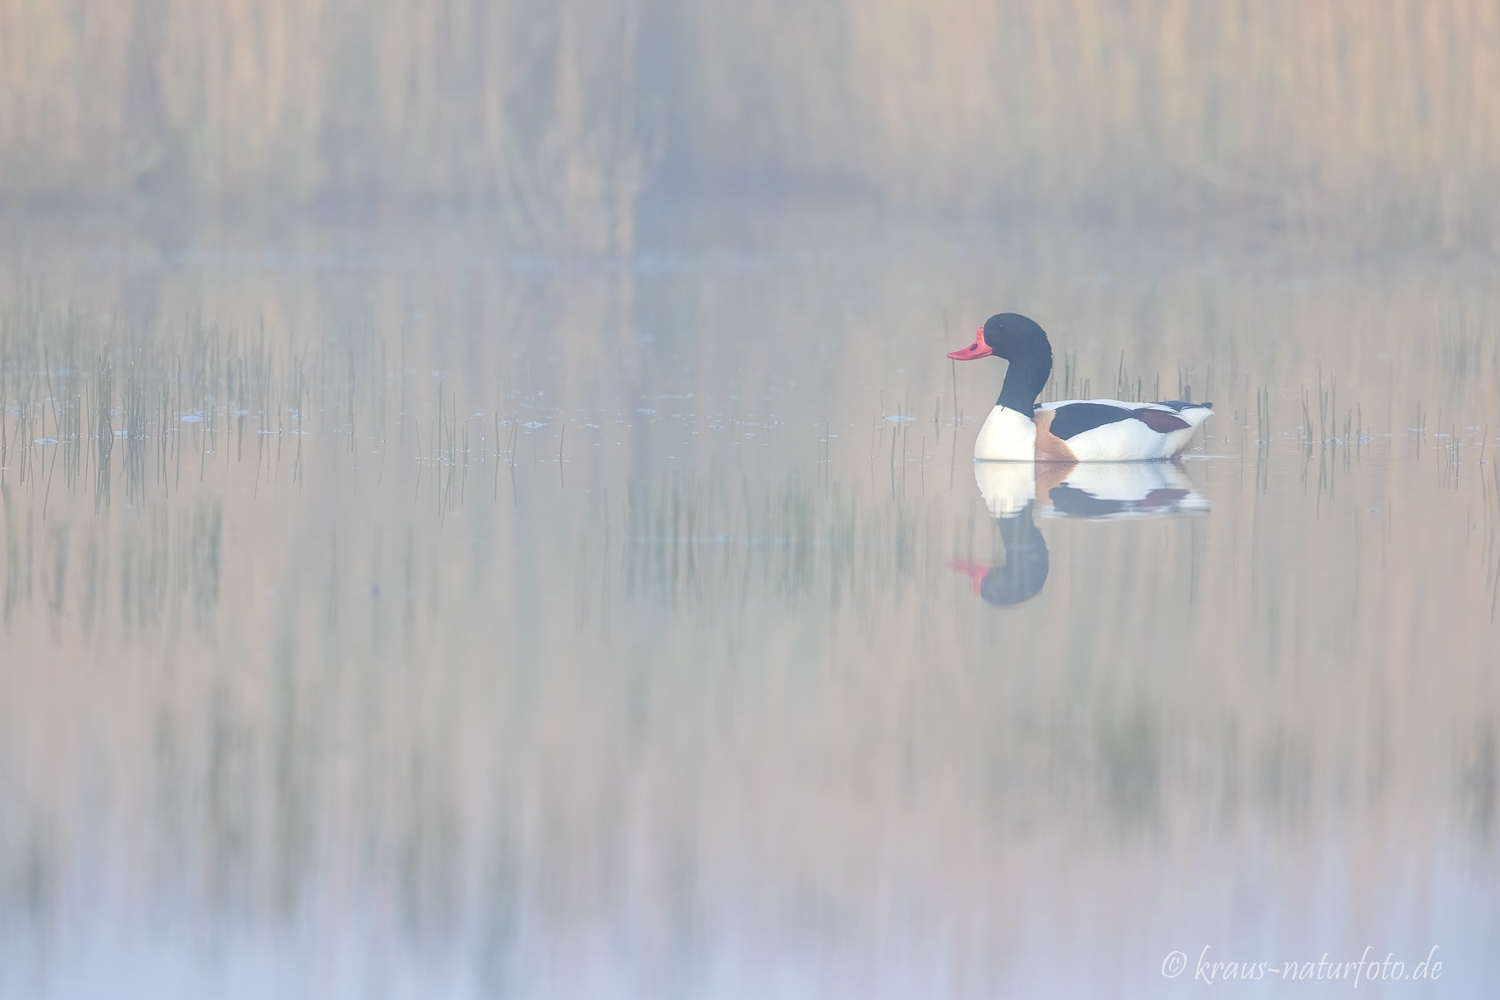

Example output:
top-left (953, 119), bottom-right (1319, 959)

top-left (2, 0), bottom-right (1497, 248)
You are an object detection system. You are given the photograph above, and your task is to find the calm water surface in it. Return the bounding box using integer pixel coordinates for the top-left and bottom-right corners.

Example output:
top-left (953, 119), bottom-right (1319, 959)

top-left (1, 212), bottom-right (1498, 998)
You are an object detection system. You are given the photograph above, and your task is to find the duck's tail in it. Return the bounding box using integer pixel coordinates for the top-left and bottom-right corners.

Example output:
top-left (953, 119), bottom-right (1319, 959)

top-left (1169, 401), bottom-right (1214, 428)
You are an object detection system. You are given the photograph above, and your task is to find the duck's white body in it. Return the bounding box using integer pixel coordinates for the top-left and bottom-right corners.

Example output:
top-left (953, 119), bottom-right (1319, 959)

top-left (950, 313), bottom-right (1214, 462)
top-left (973, 407), bottom-right (1039, 463)
top-left (974, 399), bottom-right (1213, 462)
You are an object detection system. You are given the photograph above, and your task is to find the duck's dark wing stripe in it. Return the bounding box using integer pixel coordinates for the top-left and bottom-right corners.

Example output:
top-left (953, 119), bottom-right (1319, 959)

top-left (1133, 407), bottom-right (1192, 433)
top-left (1154, 400), bottom-right (1213, 411)
top-left (1048, 402), bottom-right (1133, 440)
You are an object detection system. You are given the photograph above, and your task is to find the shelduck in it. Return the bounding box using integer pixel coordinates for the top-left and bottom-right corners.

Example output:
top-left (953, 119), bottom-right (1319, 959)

top-left (949, 313), bottom-right (1213, 461)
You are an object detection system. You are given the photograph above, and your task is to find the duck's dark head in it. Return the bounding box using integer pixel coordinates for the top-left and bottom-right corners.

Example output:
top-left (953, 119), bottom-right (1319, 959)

top-left (948, 313), bottom-right (1054, 412)
top-left (947, 313), bottom-right (1051, 363)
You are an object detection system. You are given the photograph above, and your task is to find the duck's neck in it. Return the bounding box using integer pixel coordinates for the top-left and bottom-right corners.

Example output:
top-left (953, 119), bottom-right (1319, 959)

top-left (996, 344), bottom-right (1052, 413)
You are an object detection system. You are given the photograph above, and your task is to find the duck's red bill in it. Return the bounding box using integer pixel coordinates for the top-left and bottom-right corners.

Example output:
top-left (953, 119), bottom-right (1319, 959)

top-left (947, 328), bottom-right (993, 360)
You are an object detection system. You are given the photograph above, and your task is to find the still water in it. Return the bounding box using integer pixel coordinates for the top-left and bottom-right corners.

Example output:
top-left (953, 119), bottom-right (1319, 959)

top-left (1, 211), bottom-right (1497, 998)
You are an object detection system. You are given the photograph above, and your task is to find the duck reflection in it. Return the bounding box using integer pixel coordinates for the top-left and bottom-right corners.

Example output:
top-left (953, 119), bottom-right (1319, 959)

top-left (952, 461), bottom-right (1209, 606)
top-left (950, 503), bottom-right (1051, 605)
top-left (1044, 462), bottom-right (1210, 520)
